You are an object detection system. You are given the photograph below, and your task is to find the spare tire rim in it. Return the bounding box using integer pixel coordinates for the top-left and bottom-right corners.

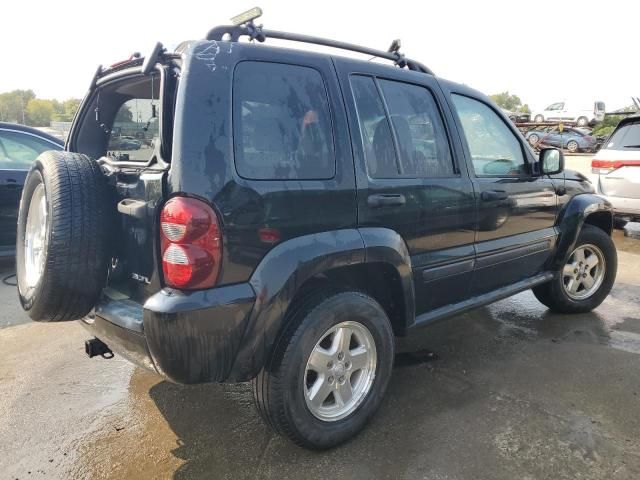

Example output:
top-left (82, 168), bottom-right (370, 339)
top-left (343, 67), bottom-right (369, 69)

top-left (304, 320), bottom-right (377, 422)
top-left (24, 183), bottom-right (47, 289)
top-left (562, 243), bottom-right (606, 300)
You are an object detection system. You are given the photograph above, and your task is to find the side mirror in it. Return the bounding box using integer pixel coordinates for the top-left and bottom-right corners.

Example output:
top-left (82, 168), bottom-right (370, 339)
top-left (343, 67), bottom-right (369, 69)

top-left (539, 148), bottom-right (564, 176)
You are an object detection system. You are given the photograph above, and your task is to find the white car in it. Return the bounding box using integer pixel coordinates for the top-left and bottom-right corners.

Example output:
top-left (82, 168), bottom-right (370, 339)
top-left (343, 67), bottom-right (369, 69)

top-left (592, 115), bottom-right (640, 223)
top-left (532, 100), bottom-right (606, 126)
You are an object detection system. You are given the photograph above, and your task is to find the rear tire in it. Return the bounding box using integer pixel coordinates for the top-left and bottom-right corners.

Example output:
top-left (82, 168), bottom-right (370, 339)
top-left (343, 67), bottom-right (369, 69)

top-left (567, 140), bottom-right (579, 153)
top-left (534, 115), bottom-right (544, 123)
top-left (16, 151), bottom-right (113, 321)
top-left (577, 116), bottom-right (589, 127)
top-left (252, 291), bottom-right (394, 449)
top-left (528, 134), bottom-right (540, 146)
top-left (532, 225), bottom-right (616, 313)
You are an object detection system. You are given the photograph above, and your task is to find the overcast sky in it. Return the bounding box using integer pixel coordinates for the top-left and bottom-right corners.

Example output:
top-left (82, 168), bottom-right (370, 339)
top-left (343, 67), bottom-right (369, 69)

top-left (2, 0), bottom-right (638, 111)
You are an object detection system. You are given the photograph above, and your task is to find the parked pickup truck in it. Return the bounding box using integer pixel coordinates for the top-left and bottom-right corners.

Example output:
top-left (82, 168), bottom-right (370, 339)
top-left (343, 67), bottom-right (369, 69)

top-left (16, 11), bottom-right (617, 449)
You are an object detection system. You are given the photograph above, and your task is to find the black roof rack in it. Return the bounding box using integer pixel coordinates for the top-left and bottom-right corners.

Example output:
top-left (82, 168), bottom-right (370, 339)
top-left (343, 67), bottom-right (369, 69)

top-left (205, 8), bottom-right (434, 76)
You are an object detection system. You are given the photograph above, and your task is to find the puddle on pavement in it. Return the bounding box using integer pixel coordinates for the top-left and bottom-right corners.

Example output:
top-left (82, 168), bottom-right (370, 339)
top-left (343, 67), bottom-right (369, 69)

top-left (609, 330), bottom-right (640, 355)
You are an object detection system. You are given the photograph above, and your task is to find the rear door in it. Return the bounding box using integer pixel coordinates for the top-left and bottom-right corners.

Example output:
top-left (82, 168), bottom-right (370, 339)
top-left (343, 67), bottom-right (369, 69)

top-left (335, 59), bottom-right (476, 314)
top-left (447, 92), bottom-right (558, 294)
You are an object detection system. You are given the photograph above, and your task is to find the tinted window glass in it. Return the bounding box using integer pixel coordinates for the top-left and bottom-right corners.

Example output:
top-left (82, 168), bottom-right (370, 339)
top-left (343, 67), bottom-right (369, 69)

top-left (350, 76), bottom-right (398, 178)
top-left (452, 94), bottom-right (526, 176)
top-left (0, 130), bottom-right (59, 169)
top-left (379, 79), bottom-right (453, 177)
top-left (233, 62), bottom-right (335, 180)
top-left (606, 122), bottom-right (640, 151)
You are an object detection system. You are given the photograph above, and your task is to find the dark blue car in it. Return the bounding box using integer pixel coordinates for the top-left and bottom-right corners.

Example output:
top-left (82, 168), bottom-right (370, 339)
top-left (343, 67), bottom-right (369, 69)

top-left (526, 127), bottom-right (598, 153)
top-left (0, 123), bottom-right (63, 255)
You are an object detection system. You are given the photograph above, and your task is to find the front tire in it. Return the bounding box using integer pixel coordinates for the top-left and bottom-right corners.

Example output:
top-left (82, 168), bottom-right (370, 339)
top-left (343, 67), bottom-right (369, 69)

top-left (534, 114), bottom-right (544, 123)
top-left (533, 225), bottom-right (616, 313)
top-left (252, 291), bottom-right (394, 449)
top-left (577, 116), bottom-right (589, 127)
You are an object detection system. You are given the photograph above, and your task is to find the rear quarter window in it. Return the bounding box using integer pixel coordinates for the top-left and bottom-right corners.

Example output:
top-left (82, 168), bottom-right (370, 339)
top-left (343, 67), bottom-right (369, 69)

top-left (233, 61), bottom-right (335, 180)
top-left (606, 122), bottom-right (640, 151)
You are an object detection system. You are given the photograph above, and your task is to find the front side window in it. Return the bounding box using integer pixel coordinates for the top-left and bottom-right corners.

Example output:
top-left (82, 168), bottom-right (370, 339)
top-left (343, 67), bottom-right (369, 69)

top-left (546, 102), bottom-right (564, 111)
top-left (0, 130), bottom-right (59, 169)
top-left (233, 61), bottom-right (335, 180)
top-left (452, 94), bottom-right (527, 176)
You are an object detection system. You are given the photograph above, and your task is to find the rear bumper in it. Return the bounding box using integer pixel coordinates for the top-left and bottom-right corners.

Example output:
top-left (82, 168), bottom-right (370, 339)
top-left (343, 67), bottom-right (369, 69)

top-left (598, 194), bottom-right (640, 217)
top-left (82, 283), bottom-right (256, 384)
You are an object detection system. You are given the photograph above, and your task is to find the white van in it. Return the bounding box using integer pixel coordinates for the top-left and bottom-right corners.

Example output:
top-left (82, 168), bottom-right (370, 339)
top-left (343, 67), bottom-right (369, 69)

top-left (531, 100), bottom-right (606, 126)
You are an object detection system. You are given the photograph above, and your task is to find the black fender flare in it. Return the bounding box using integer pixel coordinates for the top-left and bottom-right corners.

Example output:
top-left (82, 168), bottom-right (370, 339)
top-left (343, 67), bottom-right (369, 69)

top-left (226, 228), bottom-right (414, 381)
top-left (551, 193), bottom-right (613, 269)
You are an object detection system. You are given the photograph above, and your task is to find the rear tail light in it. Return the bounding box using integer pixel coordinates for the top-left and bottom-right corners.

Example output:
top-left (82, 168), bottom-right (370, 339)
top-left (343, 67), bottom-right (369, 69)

top-left (592, 159), bottom-right (640, 174)
top-left (160, 197), bottom-right (222, 289)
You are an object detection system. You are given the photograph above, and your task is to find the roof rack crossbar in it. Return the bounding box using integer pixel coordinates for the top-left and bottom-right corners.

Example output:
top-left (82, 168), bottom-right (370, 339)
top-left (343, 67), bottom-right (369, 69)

top-left (206, 25), bottom-right (434, 75)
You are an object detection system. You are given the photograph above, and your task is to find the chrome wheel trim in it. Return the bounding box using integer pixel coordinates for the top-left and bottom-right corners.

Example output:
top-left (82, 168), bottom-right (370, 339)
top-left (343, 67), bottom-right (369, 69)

top-left (562, 243), bottom-right (605, 300)
top-left (304, 320), bottom-right (377, 422)
top-left (529, 134), bottom-right (539, 146)
top-left (24, 183), bottom-right (48, 289)
top-left (567, 141), bottom-right (578, 152)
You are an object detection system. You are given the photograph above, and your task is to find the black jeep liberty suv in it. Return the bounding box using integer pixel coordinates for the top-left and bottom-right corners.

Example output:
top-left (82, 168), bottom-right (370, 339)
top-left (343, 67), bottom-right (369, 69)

top-left (16, 10), bottom-right (617, 449)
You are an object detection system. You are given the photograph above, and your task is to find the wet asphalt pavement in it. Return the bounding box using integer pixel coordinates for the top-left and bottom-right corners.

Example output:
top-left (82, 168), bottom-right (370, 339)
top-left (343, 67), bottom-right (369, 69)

top-left (1, 235), bottom-right (640, 479)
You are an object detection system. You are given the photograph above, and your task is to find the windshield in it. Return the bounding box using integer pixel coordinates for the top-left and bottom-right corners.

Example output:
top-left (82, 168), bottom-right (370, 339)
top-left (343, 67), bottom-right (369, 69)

top-left (606, 122), bottom-right (640, 151)
top-left (0, 130), bottom-right (60, 169)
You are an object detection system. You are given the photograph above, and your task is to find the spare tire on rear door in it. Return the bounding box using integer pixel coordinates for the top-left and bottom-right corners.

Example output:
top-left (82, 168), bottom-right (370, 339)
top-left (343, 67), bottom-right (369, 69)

top-left (16, 151), bottom-right (113, 321)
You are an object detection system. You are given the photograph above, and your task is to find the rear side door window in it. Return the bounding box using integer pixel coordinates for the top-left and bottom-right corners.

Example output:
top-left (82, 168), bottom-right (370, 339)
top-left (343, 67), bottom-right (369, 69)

top-left (451, 94), bottom-right (527, 177)
top-left (350, 75), bottom-right (454, 178)
top-left (233, 61), bottom-right (335, 180)
top-left (379, 79), bottom-right (454, 177)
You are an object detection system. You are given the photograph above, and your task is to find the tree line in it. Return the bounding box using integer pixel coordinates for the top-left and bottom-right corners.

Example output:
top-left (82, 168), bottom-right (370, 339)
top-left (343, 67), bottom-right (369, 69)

top-left (0, 90), bottom-right (81, 127)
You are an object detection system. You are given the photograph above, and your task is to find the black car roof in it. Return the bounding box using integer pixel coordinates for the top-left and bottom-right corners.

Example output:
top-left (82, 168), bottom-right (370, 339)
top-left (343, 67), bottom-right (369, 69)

top-left (0, 122), bottom-right (64, 146)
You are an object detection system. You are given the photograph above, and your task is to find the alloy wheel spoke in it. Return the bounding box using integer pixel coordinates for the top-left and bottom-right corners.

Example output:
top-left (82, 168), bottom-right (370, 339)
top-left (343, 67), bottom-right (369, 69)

top-left (563, 263), bottom-right (576, 277)
top-left (335, 380), bottom-right (354, 407)
top-left (348, 346), bottom-right (368, 372)
top-left (573, 248), bottom-right (586, 264)
top-left (332, 326), bottom-right (352, 354)
top-left (566, 278), bottom-right (580, 294)
top-left (307, 346), bottom-right (333, 373)
top-left (582, 273), bottom-right (595, 290)
top-left (308, 376), bottom-right (333, 408)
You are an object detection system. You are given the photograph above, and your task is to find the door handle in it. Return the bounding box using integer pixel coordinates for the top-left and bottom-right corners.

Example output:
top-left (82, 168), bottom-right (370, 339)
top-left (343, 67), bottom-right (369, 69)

top-left (367, 194), bottom-right (406, 208)
top-left (480, 190), bottom-right (508, 201)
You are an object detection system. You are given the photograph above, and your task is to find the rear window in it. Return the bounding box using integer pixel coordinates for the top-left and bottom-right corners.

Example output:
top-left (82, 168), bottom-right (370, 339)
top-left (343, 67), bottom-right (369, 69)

top-left (233, 61), bottom-right (335, 180)
top-left (606, 122), bottom-right (640, 151)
